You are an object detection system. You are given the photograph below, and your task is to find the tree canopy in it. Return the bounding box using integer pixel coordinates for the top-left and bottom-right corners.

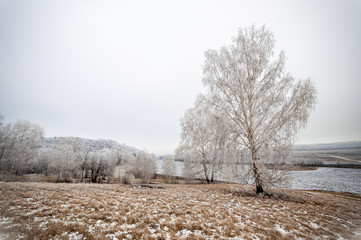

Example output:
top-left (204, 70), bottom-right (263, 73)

top-left (179, 25), bottom-right (317, 193)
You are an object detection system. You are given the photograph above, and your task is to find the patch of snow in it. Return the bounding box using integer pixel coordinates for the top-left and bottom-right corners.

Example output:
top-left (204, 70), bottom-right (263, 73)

top-left (25, 209), bottom-right (38, 216)
top-left (39, 221), bottom-right (48, 229)
top-left (33, 217), bottom-right (42, 222)
top-left (105, 233), bottom-right (118, 240)
top-left (275, 224), bottom-right (288, 236)
top-left (88, 225), bottom-right (95, 233)
top-left (329, 155), bottom-right (352, 161)
top-left (67, 232), bottom-right (83, 240)
top-left (121, 223), bottom-right (137, 229)
top-left (0, 233), bottom-right (11, 240)
top-left (0, 217), bottom-right (11, 224)
top-left (309, 222), bottom-right (320, 229)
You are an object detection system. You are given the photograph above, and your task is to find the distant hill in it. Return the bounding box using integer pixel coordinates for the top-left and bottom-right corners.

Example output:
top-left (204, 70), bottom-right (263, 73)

top-left (42, 137), bottom-right (139, 154)
top-left (295, 141), bottom-right (361, 151)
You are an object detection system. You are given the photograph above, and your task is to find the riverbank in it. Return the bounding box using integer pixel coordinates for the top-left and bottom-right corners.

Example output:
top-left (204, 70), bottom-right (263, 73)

top-left (1, 182), bottom-right (360, 239)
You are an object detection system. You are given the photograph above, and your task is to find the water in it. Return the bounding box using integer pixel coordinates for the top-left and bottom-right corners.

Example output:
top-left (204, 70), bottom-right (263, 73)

top-left (286, 167), bottom-right (361, 195)
top-left (156, 159), bottom-right (183, 176)
top-left (156, 160), bottom-right (361, 195)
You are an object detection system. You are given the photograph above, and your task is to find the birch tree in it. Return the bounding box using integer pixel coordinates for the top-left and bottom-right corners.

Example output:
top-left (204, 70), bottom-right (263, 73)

top-left (132, 151), bottom-right (157, 183)
top-left (50, 137), bottom-right (84, 182)
top-left (117, 149), bottom-right (135, 184)
top-left (0, 119), bottom-right (44, 176)
top-left (162, 154), bottom-right (177, 183)
top-left (177, 95), bottom-right (229, 183)
top-left (202, 25), bottom-right (317, 193)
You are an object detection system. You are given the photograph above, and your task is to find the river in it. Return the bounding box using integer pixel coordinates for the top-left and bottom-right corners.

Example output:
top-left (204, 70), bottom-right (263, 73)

top-left (283, 167), bottom-right (361, 195)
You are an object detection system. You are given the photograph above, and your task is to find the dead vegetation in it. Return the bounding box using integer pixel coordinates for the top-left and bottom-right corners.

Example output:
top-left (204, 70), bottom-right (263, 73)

top-left (0, 182), bottom-right (360, 239)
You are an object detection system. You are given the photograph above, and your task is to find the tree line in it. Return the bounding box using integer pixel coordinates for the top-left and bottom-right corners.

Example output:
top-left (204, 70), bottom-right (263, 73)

top-left (0, 114), bottom-right (169, 183)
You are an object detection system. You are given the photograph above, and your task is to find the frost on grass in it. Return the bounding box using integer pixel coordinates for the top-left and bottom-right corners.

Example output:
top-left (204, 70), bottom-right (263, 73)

top-left (0, 182), bottom-right (360, 239)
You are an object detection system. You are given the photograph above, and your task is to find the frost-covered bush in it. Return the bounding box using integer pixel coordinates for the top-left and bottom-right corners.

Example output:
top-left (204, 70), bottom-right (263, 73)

top-left (131, 151), bottom-right (157, 183)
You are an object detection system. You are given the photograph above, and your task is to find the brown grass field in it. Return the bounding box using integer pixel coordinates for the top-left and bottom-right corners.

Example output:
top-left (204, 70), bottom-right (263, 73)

top-left (0, 182), bottom-right (360, 240)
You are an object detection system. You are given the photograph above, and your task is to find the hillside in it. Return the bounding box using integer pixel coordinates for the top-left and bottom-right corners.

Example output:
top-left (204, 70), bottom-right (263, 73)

top-left (295, 141), bottom-right (361, 151)
top-left (42, 137), bottom-right (139, 154)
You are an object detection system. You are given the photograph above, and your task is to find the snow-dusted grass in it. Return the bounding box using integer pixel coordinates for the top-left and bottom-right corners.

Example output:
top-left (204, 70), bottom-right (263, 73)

top-left (0, 182), bottom-right (360, 239)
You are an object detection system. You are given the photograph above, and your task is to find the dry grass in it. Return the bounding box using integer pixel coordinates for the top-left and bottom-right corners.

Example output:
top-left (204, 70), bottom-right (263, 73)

top-left (0, 182), bottom-right (360, 240)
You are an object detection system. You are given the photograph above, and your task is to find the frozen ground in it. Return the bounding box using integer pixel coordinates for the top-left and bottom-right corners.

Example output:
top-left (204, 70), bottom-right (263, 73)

top-left (1, 182), bottom-right (361, 239)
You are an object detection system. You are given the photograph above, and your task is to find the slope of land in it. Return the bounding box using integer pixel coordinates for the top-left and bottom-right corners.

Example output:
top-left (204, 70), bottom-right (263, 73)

top-left (1, 182), bottom-right (360, 239)
top-left (42, 137), bottom-right (139, 154)
top-left (293, 148), bottom-right (361, 168)
top-left (295, 141), bottom-right (361, 151)
top-left (294, 142), bottom-right (361, 168)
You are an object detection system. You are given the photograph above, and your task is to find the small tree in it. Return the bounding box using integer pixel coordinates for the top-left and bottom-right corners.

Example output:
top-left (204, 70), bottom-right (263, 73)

top-left (132, 151), bottom-right (157, 183)
top-left (87, 149), bottom-right (117, 183)
top-left (50, 137), bottom-right (84, 182)
top-left (118, 149), bottom-right (135, 184)
top-left (182, 155), bottom-right (198, 182)
top-left (202, 25), bottom-right (317, 193)
top-left (162, 155), bottom-right (177, 183)
top-left (177, 95), bottom-right (229, 183)
top-left (0, 119), bottom-right (44, 176)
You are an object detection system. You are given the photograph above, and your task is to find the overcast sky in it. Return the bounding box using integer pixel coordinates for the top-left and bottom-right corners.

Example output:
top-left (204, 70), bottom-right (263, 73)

top-left (1, 0), bottom-right (360, 154)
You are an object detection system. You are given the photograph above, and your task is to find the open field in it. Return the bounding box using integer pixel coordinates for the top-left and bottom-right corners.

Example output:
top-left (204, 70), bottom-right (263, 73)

top-left (294, 148), bottom-right (361, 163)
top-left (1, 182), bottom-right (361, 240)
